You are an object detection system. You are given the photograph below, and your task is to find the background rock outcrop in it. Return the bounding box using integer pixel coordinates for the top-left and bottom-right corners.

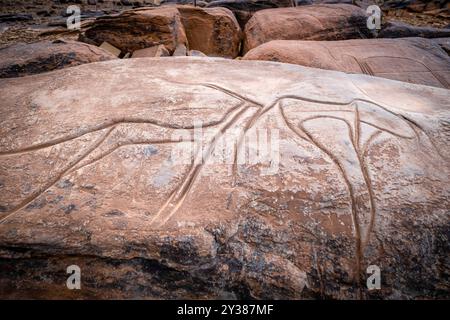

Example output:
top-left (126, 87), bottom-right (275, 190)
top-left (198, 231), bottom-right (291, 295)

top-left (84, 7), bottom-right (188, 54)
top-left (243, 37), bottom-right (450, 88)
top-left (0, 39), bottom-right (117, 78)
top-left (206, 0), bottom-right (294, 29)
top-left (379, 21), bottom-right (450, 39)
top-left (243, 4), bottom-right (371, 53)
top-left (83, 5), bottom-right (242, 58)
top-left (0, 58), bottom-right (448, 299)
top-left (178, 6), bottom-right (242, 58)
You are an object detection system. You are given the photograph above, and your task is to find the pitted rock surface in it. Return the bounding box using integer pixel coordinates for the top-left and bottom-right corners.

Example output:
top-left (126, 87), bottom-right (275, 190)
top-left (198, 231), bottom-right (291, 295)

top-left (0, 58), bottom-right (449, 299)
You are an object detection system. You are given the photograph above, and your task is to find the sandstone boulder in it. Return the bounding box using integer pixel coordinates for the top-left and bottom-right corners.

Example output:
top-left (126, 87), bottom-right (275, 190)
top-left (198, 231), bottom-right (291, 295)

top-left (379, 21), bottom-right (450, 39)
top-left (243, 38), bottom-right (450, 88)
top-left (0, 40), bottom-right (117, 78)
top-left (0, 58), bottom-right (449, 299)
top-left (178, 6), bottom-right (242, 58)
top-left (243, 4), bottom-right (371, 53)
top-left (206, 0), bottom-right (294, 29)
top-left (84, 7), bottom-right (188, 54)
top-left (84, 6), bottom-right (242, 58)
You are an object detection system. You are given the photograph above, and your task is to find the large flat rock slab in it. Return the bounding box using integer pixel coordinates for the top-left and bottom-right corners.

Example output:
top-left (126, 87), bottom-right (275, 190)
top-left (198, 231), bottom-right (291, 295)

top-left (0, 58), bottom-right (449, 299)
top-left (243, 4), bottom-right (371, 53)
top-left (243, 37), bottom-right (450, 89)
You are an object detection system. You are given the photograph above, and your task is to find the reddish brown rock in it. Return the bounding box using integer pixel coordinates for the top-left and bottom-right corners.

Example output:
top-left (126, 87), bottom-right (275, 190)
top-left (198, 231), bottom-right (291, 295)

top-left (0, 58), bottom-right (449, 299)
top-left (0, 39), bottom-right (117, 78)
top-left (206, 0), bottom-right (294, 29)
top-left (243, 4), bottom-right (371, 53)
top-left (178, 6), bottom-right (242, 58)
top-left (84, 7), bottom-right (188, 54)
top-left (243, 38), bottom-right (450, 88)
top-left (83, 6), bottom-right (242, 58)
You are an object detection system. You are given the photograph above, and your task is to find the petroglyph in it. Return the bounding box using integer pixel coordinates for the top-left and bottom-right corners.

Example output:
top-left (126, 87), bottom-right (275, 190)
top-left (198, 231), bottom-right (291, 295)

top-left (0, 58), bottom-right (448, 299)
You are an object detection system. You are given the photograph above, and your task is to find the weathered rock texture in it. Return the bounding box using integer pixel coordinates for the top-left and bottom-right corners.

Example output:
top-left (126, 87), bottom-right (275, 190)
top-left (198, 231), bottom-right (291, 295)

top-left (0, 40), bottom-right (117, 78)
top-left (243, 4), bottom-right (371, 53)
top-left (0, 58), bottom-right (449, 299)
top-left (433, 37), bottom-right (450, 55)
top-left (243, 38), bottom-right (450, 89)
top-left (178, 6), bottom-right (242, 58)
top-left (206, 0), bottom-right (294, 29)
top-left (84, 7), bottom-right (188, 54)
top-left (84, 6), bottom-right (242, 58)
top-left (379, 21), bottom-right (450, 39)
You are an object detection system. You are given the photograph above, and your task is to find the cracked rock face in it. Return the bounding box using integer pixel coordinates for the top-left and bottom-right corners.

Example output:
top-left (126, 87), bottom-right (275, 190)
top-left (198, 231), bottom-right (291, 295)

top-left (243, 38), bottom-right (450, 89)
top-left (178, 6), bottom-right (242, 58)
top-left (84, 5), bottom-right (242, 58)
top-left (84, 6), bottom-right (189, 54)
top-left (243, 4), bottom-right (371, 53)
top-left (0, 58), bottom-right (449, 299)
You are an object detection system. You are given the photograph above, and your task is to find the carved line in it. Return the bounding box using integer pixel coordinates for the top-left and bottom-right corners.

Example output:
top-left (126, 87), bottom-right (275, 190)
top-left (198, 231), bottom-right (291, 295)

top-left (298, 113), bottom-right (363, 291)
top-left (360, 130), bottom-right (382, 250)
top-left (68, 138), bottom-right (195, 174)
top-left (279, 103), bottom-right (363, 285)
top-left (0, 78), bottom-right (253, 156)
top-left (0, 126), bottom-right (115, 225)
top-left (150, 104), bottom-right (256, 227)
top-left (0, 104), bottom-right (243, 156)
top-left (349, 78), bottom-right (449, 161)
top-left (279, 102), bottom-right (402, 295)
top-left (360, 56), bottom-right (450, 89)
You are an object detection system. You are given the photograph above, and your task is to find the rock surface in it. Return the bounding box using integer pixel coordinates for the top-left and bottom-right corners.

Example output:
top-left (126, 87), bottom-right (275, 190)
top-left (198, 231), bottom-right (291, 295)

top-left (84, 6), bottom-right (242, 58)
top-left (178, 6), bottom-right (242, 58)
top-left (433, 37), bottom-right (450, 55)
top-left (0, 39), bottom-right (117, 78)
top-left (243, 4), bottom-right (371, 53)
top-left (379, 21), bottom-right (450, 39)
top-left (84, 7), bottom-right (188, 54)
top-left (206, 0), bottom-right (294, 29)
top-left (0, 58), bottom-right (449, 299)
top-left (243, 38), bottom-right (450, 88)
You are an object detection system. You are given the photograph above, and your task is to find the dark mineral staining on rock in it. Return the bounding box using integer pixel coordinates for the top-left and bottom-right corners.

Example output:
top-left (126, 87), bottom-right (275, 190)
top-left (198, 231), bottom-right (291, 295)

top-left (63, 204), bottom-right (77, 214)
top-left (57, 179), bottom-right (74, 189)
top-left (143, 145), bottom-right (158, 157)
top-left (25, 197), bottom-right (47, 211)
top-left (103, 209), bottom-right (125, 217)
